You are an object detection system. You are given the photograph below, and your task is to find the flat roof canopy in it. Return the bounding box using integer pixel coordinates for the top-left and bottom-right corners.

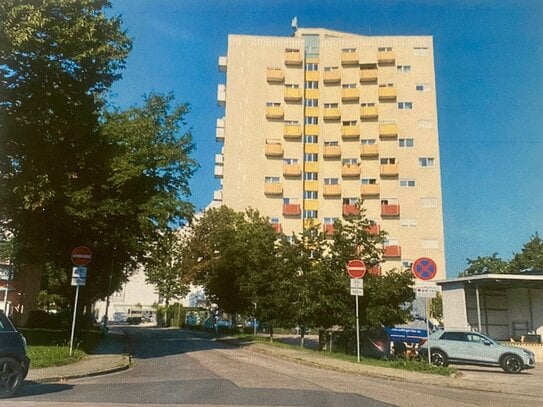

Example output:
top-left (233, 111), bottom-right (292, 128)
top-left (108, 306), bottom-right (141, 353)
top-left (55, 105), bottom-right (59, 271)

top-left (437, 272), bottom-right (543, 290)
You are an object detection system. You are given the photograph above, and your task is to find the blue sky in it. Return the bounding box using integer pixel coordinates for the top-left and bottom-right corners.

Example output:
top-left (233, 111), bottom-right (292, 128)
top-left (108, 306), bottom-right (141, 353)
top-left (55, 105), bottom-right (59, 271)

top-left (108, 0), bottom-right (542, 278)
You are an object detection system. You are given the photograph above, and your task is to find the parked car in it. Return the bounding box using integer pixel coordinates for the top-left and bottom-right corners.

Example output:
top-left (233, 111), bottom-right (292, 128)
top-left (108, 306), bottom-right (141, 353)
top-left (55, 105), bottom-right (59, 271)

top-left (215, 319), bottom-right (232, 329)
top-left (245, 318), bottom-right (259, 330)
top-left (112, 312), bottom-right (127, 323)
top-left (0, 311), bottom-right (30, 398)
top-left (420, 330), bottom-right (536, 373)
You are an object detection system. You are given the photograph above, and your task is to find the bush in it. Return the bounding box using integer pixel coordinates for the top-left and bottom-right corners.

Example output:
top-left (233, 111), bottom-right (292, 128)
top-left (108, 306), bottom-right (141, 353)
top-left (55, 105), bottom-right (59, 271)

top-left (25, 310), bottom-right (63, 329)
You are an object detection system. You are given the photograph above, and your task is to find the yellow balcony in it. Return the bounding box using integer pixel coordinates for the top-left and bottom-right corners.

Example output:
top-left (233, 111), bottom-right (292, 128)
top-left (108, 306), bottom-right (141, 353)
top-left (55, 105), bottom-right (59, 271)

top-left (341, 88), bottom-right (359, 101)
top-left (379, 123), bottom-right (398, 137)
top-left (266, 68), bottom-right (284, 82)
top-left (360, 184), bottom-right (380, 196)
top-left (284, 87), bottom-right (302, 101)
top-left (359, 69), bottom-right (378, 82)
top-left (304, 162), bottom-right (319, 172)
top-left (304, 218), bottom-right (321, 229)
top-left (304, 180), bottom-right (319, 191)
top-left (265, 142), bottom-right (283, 157)
top-left (284, 124), bottom-right (302, 139)
top-left (360, 106), bottom-right (378, 119)
top-left (360, 144), bottom-right (379, 157)
top-left (305, 107), bottom-right (319, 117)
top-left (323, 184), bottom-right (341, 196)
top-left (323, 145), bottom-right (341, 158)
top-left (266, 106), bottom-right (284, 119)
top-left (342, 164), bottom-right (361, 177)
top-left (304, 199), bottom-right (319, 211)
top-left (341, 125), bottom-right (359, 139)
top-left (285, 50), bottom-right (302, 65)
top-left (323, 70), bottom-right (341, 83)
top-left (380, 163), bottom-right (399, 177)
top-left (378, 86), bottom-right (397, 100)
top-left (305, 124), bottom-right (319, 136)
top-left (304, 89), bottom-right (320, 99)
top-left (305, 71), bottom-right (319, 81)
top-left (264, 183), bottom-right (283, 195)
top-left (378, 50), bottom-right (395, 64)
top-left (323, 108), bottom-right (341, 120)
top-left (341, 51), bottom-right (359, 65)
top-left (304, 143), bottom-right (319, 154)
top-left (283, 164), bottom-right (301, 177)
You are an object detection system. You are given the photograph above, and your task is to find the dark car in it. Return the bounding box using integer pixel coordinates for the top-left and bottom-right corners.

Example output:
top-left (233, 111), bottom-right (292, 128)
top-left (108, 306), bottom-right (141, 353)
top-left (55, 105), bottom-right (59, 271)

top-left (0, 311), bottom-right (30, 397)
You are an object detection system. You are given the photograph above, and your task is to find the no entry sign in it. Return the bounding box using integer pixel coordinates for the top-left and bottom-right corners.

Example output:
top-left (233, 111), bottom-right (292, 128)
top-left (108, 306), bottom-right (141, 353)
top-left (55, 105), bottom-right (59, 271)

top-left (71, 246), bottom-right (92, 266)
top-left (347, 259), bottom-right (366, 279)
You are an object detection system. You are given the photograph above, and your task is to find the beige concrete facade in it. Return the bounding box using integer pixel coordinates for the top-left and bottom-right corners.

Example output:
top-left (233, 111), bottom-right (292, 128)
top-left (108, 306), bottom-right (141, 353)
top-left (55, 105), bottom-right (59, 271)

top-left (215, 28), bottom-right (446, 279)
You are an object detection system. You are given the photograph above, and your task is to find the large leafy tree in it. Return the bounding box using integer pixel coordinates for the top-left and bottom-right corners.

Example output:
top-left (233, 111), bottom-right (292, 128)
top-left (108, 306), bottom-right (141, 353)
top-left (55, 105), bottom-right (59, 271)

top-left (509, 233), bottom-right (543, 273)
top-left (458, 253), bottom-right (509, 277)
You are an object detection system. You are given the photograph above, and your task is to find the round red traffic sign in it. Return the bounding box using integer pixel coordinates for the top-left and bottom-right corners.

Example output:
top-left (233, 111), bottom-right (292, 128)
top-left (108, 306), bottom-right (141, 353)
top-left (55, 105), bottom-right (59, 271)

top-left (412, 257), bottom-right (437, 280)
top-left (347, 259), bottom-right (366, 279)
top-left (71, 246), bottom-right (92, 266)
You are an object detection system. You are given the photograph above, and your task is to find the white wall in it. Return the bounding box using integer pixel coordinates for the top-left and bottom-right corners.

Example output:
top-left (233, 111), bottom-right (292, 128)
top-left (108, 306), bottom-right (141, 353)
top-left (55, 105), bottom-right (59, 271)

top-left (442, 282), bottom-right (470, 330)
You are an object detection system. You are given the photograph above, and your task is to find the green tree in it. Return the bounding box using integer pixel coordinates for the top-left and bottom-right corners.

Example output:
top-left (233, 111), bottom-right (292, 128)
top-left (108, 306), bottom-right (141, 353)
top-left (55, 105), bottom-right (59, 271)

top-left (509, 234), bottom-right (543, 273)
top-left (458, 253), bottom-right (509, 277)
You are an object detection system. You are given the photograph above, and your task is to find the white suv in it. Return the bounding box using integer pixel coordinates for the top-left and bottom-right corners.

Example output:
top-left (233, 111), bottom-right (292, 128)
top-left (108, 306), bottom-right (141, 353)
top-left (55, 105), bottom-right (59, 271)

top-left (420, 330), bottom-right (536, 373)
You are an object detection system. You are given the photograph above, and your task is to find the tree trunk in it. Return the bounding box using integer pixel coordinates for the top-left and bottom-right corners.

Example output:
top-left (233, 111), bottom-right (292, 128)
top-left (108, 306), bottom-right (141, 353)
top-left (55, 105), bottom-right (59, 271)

top-left (13, 264), bottom-right (42, 326)
top-left (269, 324), bottom-right (274, 343)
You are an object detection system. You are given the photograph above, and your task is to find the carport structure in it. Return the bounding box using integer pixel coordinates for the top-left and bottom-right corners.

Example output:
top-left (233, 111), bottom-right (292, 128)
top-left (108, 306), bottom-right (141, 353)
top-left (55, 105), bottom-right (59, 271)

top-left (437, 272), bottom-right (543, 341)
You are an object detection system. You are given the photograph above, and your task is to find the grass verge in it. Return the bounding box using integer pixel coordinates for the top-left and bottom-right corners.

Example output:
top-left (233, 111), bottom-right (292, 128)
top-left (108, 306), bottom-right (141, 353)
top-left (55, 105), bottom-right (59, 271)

top-left (27, 346), bottom-right (86, 368)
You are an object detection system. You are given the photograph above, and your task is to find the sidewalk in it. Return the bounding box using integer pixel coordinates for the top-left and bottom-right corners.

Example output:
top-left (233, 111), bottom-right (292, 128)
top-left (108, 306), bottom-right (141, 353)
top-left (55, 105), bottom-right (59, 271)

top-left (26, 326), bottom-right (131, 383)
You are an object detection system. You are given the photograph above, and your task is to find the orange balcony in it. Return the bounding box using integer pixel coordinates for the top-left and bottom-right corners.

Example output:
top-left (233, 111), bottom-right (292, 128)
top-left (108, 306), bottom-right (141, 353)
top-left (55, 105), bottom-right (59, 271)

top-left (368, 265), bottom-right (382, 276)
top-left (266, 106), bottom-right (284, 119)
top-left (284, 124), bottom-right (302, 139)
top-left (323, 145), bottom-right (341, 158)
top-left (360, 184), bottom-right (380, 196)
top-left (360, 106), bottom-right (378, 119)
top-left (378, 50), bottom-right (395, 64)
top-left (341, 125), bottom-right (359, 139)
top-left (360, 144), bottom-right (379, 157)
top-left (378, 86), bottom-right (397, 100)
top-left (359, 69), bottom-right (378, 82)
top-left (304, 71), bottom-right (319, 81)
top-left (380, 163), bottom-right (399, 177)
top-left (342, 204), bottom-right (359, 216)
top-left (323, 70), bottom-right (341, 83)
top-left (323, 108), bottom-right (341, 120)
top-left (284, 87), bottom-right (302, 101)
top-left (381, 204), bottom-right (400, 216)
top-left (283, 163), bottom-right (301, 177)
top-left (379, 123), bottom-right (398, 137)
top-left (384, 245), bottom-right (401, 257)
top-left (323, 184), bottom-right (341, 196)
top-left (265, 142), bottom-right (283, 157)
top-left (342, 164), bottom-right (361, 177)
top-left (366, 223), bottom-right (380, 235)
top-left (266, 68), bottom-right (284, 82)
top-left (341, 51), bottom-right (359, 65)
top-left (283, 203), bottom-right (301, 216)
top-left (264, 183), bottom-right (283, 195)
top-left (323, 224), bottom-right (335, 236)
top-left (341, 88), bottom-right (359, 101)
top-left (285, 50), bottom-right (302, 65)
top-left (304, 124), bottom-right (319, 135)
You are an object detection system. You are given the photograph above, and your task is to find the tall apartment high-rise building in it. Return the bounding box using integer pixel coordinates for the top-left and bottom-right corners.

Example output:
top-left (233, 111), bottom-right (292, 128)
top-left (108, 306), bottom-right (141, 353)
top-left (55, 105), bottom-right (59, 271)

top-left (214, 27), bottom-right (446, 279)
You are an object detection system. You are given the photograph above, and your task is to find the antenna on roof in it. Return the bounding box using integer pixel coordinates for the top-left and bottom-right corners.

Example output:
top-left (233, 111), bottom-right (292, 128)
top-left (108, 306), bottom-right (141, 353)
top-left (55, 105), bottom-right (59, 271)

top-left (291, 16), bottom-right (298, 36)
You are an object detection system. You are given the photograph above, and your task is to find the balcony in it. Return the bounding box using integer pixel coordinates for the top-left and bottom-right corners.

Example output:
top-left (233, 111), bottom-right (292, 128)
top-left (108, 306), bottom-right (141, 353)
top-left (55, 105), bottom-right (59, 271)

top-left (283, 203), bottom-right (301, 216)
top-left (266, 68), bottom-right (284, 82)
top-left (366, 223), bottom-right (380, 235)
top-left (379, 123), bottom-right (398, 137)
top-left (359, 68), bottom-right (378, 82)
top-left (304, 199), bottom-right (319, 211)
top-left (323, 108), bottom-right (341, 120)
top-left (285, 50), bottom-right (302, 65)
top-left (284, 124), bottom-right (302, 139)
top-left (216, 118), bottom-right (225, 141)
top-left (360, 106), bottom-right (378, 119)
top-left (264, 183), bottom-right (283, 195)
top-left (323, 224), bottom-right (335, 236)
top-left (378, 86), bottom-right (397, 101)
top-left (380, 163), bottom-right (399, 177)
top-left (381, 204), bottom-right (400, 216)
top-left (218, 56), bottom-right (227, 72)
top-left (342, 88), bottom-right (359, 102)
top-left (304, 124), bottom-right (319, 136)
top-left (360, 144), bottom-right (379, 157)
top-left (265, 142), bottom-right (283, 157)
top-left (213, 190), bottom-right (223, 201)
top-left (342, 164), bottom-right (361, 177)
top-left (271, 223), bottom-right (282, 234)
top-left (217, 84), bottom-right (226, 106)
top-left (214, 165), bottom-right (223, 178)
top-left (378, 50), bottom-right (395, 64)
top-left (304, 71), bottom-right (319, 81)
top-left (215, 153), bottom-right (223, 165)
top-left (341, 125), bottom-right (359, 139)
top-left (323, 70), bottom-right (341, 83)
top-left (283, 163), bottom-right (301, 177)
top-left (323, 145), bottom-right (341, 158)
top-left (360, 184), bottom-right (380, 196)
top-left (323, 184), bottom-right (341, 196)
top-left (384, 245), bottom-right (401, 258)
top-left (304, 143), bottom-right (319, 154)
top-left (368, 265), bottom-right (382, 276)
top-left (304, 89), bottom-right (320, 99)
top-left (343, 204), bottom-right (359, 216)
top-left (304, 218), bottom-right (321, 229)
top-left (341, 51), bottom-right (359, 65)
top-left (266, 106), bottom-right (284, 119)
top-left (284, 87), bottom-right (302, 101)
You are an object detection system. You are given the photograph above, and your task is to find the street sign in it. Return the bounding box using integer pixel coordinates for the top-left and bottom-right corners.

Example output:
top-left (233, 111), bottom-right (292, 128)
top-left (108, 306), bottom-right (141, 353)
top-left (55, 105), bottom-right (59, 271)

top-left (351, 287), bottom-right (364, 296)
top-left (347, 259), bottom-right (366, 279)
top-left (412, 257), bottom-right (437, 281)
top-left (71, 267), bottom-right (87, 286)
top-left (415, 285), bottom-right (438, 298)
top-left (350, 278), bottom-right (364, 296)
top-left (71, 246), bottom-right (92, 266)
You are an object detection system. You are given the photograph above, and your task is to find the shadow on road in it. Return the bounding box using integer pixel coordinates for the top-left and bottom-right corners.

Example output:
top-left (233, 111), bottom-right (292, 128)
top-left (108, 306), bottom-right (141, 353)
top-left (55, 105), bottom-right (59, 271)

top-left (16, 382), bottom-right (74, 397)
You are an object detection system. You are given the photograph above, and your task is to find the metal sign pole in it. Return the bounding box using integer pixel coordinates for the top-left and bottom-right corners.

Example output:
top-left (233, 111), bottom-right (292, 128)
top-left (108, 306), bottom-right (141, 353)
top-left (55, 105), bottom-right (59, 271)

top-left (69, 285), bottom-right (80, 356)
top-left (426, 297), bottom-right (431, 364)
top-left (356, 294), bottom-right (360, 363)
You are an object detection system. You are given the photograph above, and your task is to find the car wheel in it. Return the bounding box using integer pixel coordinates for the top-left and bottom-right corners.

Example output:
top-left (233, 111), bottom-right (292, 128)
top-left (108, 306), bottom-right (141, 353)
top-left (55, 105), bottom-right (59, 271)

top-left (501, 354), bottom-right (522, 374)
top-left (430, 350), bottom-right (449, 367)
top-left (0, 358), bottom-right (24, 398)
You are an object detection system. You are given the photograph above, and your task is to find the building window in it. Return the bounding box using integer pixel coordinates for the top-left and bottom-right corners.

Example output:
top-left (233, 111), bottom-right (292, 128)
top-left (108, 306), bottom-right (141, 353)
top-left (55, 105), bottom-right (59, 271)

top-left (420, 197), bottom-right (437, 208)
top-left (342, 48), bottom-right (356, 53)
top-left (303, 210), bottom-right (318, 219)
top-left (324, 141), bottom-right (338, 146)
top-left (402, 260), bottom-right (413, 269)
top-left (304, 153), bottom-right (318, 162)
top-left (400, 179), bottom-right (416, 187)
top-left (324, 178), bottom-right (339, 185)
top-left (397, 65), bottom-right (411, 73)
top-left (378, 47), bottom-right (393, 52)
top-left (343, 197), bottom-right (357, 205)
top-left (283, 197), bottom-right (298, 204)
top-left (361, 178), bottom-right (377, 185)
top-left (266, 102), bottom-right (281, 107)
top-left (414, 47), bottom-right (429, 56)
top-left (361, 138), bottom-right (376, 145)
top-left (304, 99), bottom-right (319, 107)
top-left (283, 158), bottom-right (298, 165)
top-left (304, 190), bottom-right (318, 199)
top-left (342, 158), bottom-right (358, 165)
top-left (342, 120), bottom-right (357, 126)
top-left (399, 138), bottom-right (414, 147)
top-left (324, 103), bottom-right (339, 108)
top-left (270, 217), bottom-right (280, 224)
top-left (398, 102), bottom-right (413, 110)
top-left (284, 120), bottom-right (299, 125)
top-left (304, 172), bottom-right (318, 181)
top-left (384, 238), bottom-right (399, 246)
top-left (342, 83), bottom-right (357, 88)
top-left (380, 158), bottom-right (396, 165)
top-left (419, 157), bottom-right (435, 167)
top-left (324, 66), bottom-right (339, 72)
top-left (305, 63), bottom-right (318, 71)
top-left (422, 239), bottom-right (439, 249)
top-left (417, 120), bottom-right (434, 128)
top-left (324, 217), bottom-right (338, 224)
top-left (400, 218), bottom-right (417, 228)
top-left (265, 176), bottom-right (280, 183)
top-left (304, 116), bottom-right (318, 125)
top-left (360, 102), bottom-right (376, 107)
top-left (416, 83), bottom-right (431, 92)
top-left (285, 83), bottom-right (300, 89)
top-left (305, 81), bottom-right (319, 89)
top-left (304, 135), bottom-right (318, 143)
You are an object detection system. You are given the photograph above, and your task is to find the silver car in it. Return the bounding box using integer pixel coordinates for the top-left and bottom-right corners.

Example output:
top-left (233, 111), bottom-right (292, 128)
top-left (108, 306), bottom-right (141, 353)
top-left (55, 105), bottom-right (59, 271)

top-left (420, 330), bottom-right (536, 373)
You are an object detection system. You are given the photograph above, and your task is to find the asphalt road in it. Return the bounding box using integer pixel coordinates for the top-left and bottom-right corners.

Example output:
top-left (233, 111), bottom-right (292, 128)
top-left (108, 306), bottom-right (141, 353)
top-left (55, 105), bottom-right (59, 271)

top-left (9, 327), bottom-right (543, 406)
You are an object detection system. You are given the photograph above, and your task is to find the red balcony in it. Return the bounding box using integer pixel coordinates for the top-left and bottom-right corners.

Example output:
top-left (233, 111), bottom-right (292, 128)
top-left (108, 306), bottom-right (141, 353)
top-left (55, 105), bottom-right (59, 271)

top-left (271, 223), bottom-right (282, 234)
top-left (283, 204), bottom-right (301, 216)
top-left (323, 224), bottom-right (335, 236)
top-left (368, 265), bottom-right (382, 276)
top-left (342, 204), bottom-right (359, 216)
top-left (366, 223), bottom-right (380, 235)
top-left (381, 204), bottom-right (400, 216)
top-left (384, 245), bottom-right (401, 258)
